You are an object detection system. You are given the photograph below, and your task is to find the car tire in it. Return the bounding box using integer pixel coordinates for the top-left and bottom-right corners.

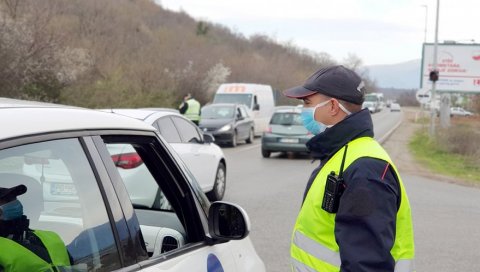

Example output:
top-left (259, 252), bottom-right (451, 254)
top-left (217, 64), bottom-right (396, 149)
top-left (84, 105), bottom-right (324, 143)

top-left (261, 148), bottom-right (271, 158)
top-left (206, 162), bottom-right (226, 201)
top-left (246, 128), bottom-right (254, 144)
top-left (230, 131), bottom-right (237, 147)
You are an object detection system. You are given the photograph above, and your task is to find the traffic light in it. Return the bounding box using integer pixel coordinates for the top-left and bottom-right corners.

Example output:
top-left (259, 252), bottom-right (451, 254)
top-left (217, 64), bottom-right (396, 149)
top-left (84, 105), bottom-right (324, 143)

top-left (429, 70), bottom-right (439, 82)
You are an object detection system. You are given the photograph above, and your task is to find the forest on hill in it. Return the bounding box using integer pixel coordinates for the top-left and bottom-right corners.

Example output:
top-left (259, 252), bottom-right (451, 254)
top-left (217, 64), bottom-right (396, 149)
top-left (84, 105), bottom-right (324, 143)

top-left (0, 0), bottom-right (376, 108)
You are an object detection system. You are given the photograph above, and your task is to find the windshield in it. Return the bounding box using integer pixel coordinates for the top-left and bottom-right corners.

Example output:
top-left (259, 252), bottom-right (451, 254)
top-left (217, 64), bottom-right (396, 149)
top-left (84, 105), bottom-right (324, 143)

top-left (201, 106), bottom-right (235, 119)
top-left (364, 94), bottom-right (379, 102)
top-left (213, 93), bottom-right (253, 108)
top-left (270, 112), bottom-right (302, 126)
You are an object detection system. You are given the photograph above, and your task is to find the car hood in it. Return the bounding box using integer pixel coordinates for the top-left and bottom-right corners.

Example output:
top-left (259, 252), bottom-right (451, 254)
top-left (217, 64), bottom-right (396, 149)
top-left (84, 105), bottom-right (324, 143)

top-left (199, 118), bottom-right (232, 129)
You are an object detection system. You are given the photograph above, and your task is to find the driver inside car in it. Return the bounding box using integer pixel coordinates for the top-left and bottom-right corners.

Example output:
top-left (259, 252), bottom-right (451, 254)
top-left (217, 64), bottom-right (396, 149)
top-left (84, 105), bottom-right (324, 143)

top-left (0, 184), bottom-right (71, 272)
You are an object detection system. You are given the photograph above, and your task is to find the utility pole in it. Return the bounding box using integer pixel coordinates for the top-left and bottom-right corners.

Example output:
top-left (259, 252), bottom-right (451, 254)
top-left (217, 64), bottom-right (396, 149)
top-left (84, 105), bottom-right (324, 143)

top-left (430, 0), bottom-right (440, 136)
top-left (422, 5), bottom-right (428, 44)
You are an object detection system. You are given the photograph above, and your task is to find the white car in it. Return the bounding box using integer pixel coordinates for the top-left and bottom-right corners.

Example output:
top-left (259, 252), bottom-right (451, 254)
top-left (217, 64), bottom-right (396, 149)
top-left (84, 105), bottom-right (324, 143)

top-left (450, 107), bottom-right (473, 117)
top-left (0, 98), bottom-right (265, 272)
top-left (362, 101), bottom-right (377, 113)
top-left (100, 109), bottom-right (226, 201)
top-left (390, 103), bottom-right (401, 112)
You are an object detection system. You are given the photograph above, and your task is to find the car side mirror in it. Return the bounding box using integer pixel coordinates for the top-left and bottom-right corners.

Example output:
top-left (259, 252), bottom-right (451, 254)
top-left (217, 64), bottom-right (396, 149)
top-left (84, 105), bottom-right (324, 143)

top-left (203, 133), bottom-right (215, 144)
top-left (253, 104), bottom-right (260, 111)
top-left (208, 202), bottom-right (250, 243)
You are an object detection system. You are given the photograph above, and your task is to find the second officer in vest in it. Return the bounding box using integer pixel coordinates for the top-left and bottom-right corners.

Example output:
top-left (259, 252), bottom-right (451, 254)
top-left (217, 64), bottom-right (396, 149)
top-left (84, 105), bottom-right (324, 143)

top-left (284, 65), bottom-right (414, 272)
top-left (179, 93), bottom-right (201, 125)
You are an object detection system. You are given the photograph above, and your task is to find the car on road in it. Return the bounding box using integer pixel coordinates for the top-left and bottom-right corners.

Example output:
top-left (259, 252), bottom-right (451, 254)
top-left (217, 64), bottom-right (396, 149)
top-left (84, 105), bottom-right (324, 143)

top-left (362, 101), bottom-right (377, 113)
top-left (450, 107), bottom-right (473, 117)
top-left (199, 103), bottom-right (255, 147)
top-left (99, 109), bottom-right (227, 201)
top-left (0, 98), bottom-right (265, 271)
top-left (212, 83), bottom-right (275, 136)
top-left (390, 103), bottom-right (401, 112)
top-left (261, 106), bottom-right (313, 158)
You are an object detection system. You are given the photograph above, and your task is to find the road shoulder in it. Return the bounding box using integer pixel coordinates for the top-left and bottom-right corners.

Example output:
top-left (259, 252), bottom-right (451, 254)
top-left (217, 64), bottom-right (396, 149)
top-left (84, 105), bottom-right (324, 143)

top-left (382, 107), bottom-right (477, 187)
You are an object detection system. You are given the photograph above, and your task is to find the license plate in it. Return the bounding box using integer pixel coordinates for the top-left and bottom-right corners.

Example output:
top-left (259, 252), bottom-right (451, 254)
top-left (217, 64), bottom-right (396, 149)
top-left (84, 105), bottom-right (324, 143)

top-left (50, 183), bottom-right (77, 196)
top-left (279, 138), bottom-right (299, 143)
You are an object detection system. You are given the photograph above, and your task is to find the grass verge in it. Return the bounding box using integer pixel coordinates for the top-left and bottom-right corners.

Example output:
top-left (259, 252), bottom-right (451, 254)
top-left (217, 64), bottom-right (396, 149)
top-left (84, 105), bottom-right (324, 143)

top-left (408, 129), bottom-right (480, 183)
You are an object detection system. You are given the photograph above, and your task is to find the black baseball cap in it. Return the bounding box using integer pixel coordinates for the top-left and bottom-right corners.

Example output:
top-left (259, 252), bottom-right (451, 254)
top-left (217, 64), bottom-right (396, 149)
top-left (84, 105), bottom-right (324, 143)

top-left (0, 185), bottom-right (27, 201)
top-left (283, 65), bottom-right (365, 105)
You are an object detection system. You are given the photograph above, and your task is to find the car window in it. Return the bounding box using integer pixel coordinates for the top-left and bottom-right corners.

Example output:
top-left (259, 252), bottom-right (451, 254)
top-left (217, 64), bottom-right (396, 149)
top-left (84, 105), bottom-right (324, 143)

top-left (171, 116), bottom-right (202, 143)
top-left (156, 117), bottom-right (182, 143)
top-left (201, 106), bottom-right (235, 119)
top-left (239, 106), bottom-right (249, 118)
top-left (0, 138), bottom-right (121, 271)
top-left (236, 108), bottom-right (243, 119)
top-left (270, 112), bottom-right (303, 125)
top-left (102, 136), bottom-right (205, 258)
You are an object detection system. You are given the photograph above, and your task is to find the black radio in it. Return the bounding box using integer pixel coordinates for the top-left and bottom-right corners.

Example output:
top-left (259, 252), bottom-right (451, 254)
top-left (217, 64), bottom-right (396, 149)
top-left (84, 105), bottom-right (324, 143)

top-left (321, 145), bottom-right (348, 213)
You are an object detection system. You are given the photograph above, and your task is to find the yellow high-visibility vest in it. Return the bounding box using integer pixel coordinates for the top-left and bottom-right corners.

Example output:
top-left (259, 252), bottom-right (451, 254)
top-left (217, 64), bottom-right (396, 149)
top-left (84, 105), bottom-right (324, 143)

top-left (291, 137), bottom-right (415, 272)
top-left (0, 230), bottom-right (70, 272)
top-left (185, 99), bottom-right (200, 122)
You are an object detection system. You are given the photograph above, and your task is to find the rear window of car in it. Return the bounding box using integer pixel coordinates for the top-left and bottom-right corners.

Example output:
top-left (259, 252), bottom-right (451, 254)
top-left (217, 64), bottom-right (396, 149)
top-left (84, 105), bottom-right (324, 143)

top-left (201, 106), bottom-right (235, 119)
top-left (270, 112), bottom-right (302, 125)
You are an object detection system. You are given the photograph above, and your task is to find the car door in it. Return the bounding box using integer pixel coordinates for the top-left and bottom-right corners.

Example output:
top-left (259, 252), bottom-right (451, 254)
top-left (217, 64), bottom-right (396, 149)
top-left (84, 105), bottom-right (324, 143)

top-left (97, 134), bottom-right (241, 271)
top-left (162, 116), bottom-right (217, 192)
top-left (234, 106), bottom-right (246, 139)
top-left (0, 137), bottom-right (140, 271)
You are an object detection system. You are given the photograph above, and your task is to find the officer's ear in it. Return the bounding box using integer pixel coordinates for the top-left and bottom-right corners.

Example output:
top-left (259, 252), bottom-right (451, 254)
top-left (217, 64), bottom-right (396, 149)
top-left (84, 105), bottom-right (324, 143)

top-left (329, 99), bottom-right (343, 116)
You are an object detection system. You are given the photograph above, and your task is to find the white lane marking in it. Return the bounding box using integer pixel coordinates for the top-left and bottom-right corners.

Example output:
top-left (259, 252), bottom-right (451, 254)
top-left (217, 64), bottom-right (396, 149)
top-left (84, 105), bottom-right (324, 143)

top-left (378, 113), bottom-right (404, 144)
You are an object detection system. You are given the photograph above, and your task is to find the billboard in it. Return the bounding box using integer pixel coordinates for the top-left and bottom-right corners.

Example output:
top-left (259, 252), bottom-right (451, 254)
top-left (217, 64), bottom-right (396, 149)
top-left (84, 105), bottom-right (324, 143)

top-left (421, 43), bottom-right (480, 93)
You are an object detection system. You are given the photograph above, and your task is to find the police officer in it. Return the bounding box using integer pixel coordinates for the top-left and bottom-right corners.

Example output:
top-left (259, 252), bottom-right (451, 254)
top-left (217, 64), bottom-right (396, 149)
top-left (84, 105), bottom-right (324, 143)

top-left (179, 93), bottom-right (201, 125)
top-left (0, 184), bottom-right (71, 272)
top-left (284, 65), bottom-right (415, 272)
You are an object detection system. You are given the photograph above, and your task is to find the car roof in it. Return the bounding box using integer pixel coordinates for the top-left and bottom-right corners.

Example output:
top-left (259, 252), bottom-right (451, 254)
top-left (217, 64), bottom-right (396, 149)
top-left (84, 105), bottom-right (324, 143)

top-left (99, 108), bottom-right (181, 120)
top-left (203, 103), bottom-right (238, 108)
top-left (0, 98), bottom-right (155, 141)
top-left (273, 106), bottom-right (302, 113)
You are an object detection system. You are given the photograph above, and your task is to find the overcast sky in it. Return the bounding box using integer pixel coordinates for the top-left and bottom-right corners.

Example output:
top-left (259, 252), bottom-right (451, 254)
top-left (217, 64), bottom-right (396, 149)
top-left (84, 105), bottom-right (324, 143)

top-left (157, 0), bottom-right (479, 66)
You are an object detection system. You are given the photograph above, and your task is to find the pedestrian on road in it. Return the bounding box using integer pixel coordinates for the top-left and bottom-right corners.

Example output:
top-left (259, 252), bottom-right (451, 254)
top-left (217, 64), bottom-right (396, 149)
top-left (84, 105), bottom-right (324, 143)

top-left (284, 65), bottom-right (415, 272)
top-left (178, 93), bottom-right (201, 125)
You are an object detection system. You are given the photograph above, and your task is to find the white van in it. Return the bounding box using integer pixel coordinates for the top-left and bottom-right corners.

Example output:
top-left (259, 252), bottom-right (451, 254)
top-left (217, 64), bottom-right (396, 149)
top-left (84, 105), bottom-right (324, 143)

top-left (213, 83), bottom-right (275, 136)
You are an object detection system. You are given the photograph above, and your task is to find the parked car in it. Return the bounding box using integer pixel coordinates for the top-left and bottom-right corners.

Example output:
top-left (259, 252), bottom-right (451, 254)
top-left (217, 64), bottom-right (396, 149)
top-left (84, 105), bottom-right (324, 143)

top-left (450, 107), bottom-right (473, 117)
top-left (199, 103), bottom-right (255, 147)
top-left (0, 98), bottom-right (265, 271)
top-left (261, 106), bottom-right (313, 158)
top-left (99, 109), bottom-right (227, 201)
top-left (390, 103), bottom-right (401, 112)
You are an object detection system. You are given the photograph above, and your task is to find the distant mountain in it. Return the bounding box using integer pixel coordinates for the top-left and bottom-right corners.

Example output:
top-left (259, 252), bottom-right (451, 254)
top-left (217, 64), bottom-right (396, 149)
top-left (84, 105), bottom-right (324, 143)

top-left (366, 59), bottom-right (421, 89)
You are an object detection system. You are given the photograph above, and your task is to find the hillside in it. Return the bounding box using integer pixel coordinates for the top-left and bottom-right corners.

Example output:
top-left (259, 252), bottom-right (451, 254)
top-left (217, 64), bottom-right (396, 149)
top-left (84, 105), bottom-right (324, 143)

top-left (366, 59), bottom-right (421, 89)
top-left (1, 0), bottom-right (342, 108)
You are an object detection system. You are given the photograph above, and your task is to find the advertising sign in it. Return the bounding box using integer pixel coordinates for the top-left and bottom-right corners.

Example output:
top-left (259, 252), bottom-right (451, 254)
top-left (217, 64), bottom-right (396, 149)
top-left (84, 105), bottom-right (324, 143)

top-left (421, 43), bottom-right (480, 93)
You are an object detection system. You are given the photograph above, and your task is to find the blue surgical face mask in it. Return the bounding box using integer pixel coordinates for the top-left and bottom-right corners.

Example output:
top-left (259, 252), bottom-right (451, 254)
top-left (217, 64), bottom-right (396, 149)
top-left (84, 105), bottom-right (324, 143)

top-left (0, 199), bottom-right (23, 221)
top-left (300, 100), bottom-right (330, 135)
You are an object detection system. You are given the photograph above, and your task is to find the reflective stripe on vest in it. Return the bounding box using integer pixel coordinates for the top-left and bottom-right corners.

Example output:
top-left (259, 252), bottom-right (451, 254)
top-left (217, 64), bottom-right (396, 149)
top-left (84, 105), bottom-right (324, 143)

top-left (291, 137), bottom-right (415, 272)
top-left (0, 230), bottom-right (70, 272)
top-left (185, 99), bottom-right (200, 121)
top-left (292, 230), bottom-right (414, 272)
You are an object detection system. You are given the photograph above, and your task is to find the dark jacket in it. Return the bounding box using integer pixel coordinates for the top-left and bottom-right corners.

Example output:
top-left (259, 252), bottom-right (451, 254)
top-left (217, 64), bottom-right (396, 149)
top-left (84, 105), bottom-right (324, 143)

top-left (304, 109), bottom-right (400, 272)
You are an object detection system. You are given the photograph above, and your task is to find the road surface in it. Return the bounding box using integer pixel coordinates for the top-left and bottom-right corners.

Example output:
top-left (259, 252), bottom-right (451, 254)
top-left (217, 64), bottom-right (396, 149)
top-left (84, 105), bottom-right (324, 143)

top-left (220, 109), bottom-right (480, 272)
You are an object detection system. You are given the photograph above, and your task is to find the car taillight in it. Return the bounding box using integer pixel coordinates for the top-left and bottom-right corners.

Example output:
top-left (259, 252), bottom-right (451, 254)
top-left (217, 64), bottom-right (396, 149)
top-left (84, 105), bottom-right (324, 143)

top-left (111, 153), bottom-right (143, 169)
